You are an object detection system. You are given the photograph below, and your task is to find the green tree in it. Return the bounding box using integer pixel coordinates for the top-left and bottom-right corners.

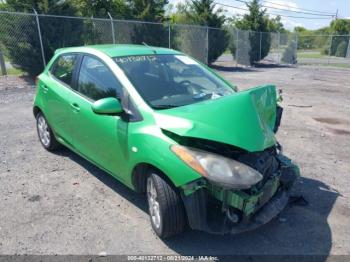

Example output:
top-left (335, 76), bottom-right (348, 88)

top-left (233, 0), bottom-right (271, 65)
top-left (331, 19), bottom-right (350, 34)
top-left (126, 0), bottom-right (169, 47)
top-left (335, 41), bottom-right (348, 57)
top-left (0, 0), bottom-right (84, 76)
top-left (72, 0), bottom-right (131, 18)
top-left (282, 40), bottom-right (297, 64)
top-left (329, 19), bottom-right (350, 57)
top-left (168, 2), bottom-right (189, 24)
top-left (70, 0), bottom-right (132, 45)
top-left (127, 0), bottom-right (168, 22)
top-left (268, 16), bottom-right (286, 33)
top-left (186, 0), bottom-right (229, 64)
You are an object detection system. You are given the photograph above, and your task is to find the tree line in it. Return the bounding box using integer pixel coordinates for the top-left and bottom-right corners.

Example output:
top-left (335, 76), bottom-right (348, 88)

top-left (0, 0), bottom-right (349, 76)
top-left (296, 19), bottom-right (350, 57)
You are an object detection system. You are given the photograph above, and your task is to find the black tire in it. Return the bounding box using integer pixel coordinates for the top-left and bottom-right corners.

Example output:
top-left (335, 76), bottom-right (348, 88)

top-left (147, 172), bottom-right (186, 238)
top-left (36, 112), bottom-right (61, 151)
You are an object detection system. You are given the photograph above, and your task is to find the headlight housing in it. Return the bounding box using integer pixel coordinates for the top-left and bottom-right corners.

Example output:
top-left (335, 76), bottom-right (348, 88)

top-left (171, 145), bottom-right (263, 189)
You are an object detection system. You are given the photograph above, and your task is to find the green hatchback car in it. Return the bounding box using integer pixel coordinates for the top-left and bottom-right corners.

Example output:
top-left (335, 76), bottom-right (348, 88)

top-left (34, 44), bottom-right (299, 238)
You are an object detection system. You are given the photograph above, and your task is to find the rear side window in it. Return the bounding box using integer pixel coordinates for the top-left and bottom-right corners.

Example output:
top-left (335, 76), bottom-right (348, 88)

top-left (51, 54), bottom-right (77, 86)
top-left (77, 56), bottom-right (122, 101)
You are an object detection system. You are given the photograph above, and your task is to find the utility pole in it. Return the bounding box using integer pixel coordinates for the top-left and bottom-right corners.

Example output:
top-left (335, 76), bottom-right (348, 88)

top-left (335, 9), bottom-right (338, 20)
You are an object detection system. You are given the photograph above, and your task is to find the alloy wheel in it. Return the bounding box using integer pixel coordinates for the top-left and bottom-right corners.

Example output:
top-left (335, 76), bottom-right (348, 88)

top-left (147, 177), bottom-right (161, 229)
top-left (37, 115), bottom-right (50, 147)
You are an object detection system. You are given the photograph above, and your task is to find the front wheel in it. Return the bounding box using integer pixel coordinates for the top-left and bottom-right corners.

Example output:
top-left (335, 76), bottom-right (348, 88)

top-left (36, 112), bottom-right (61, 151)
top-left (147, 172), bottom-right (186, 238)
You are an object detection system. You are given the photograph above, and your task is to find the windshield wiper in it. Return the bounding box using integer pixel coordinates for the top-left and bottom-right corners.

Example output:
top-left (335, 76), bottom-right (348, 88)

top-left (152, 104), bottom-right (178, 109)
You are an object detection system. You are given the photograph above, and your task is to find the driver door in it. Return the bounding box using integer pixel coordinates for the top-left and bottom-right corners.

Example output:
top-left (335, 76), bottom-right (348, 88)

top-left (70, 54), bottom-right (128, 179)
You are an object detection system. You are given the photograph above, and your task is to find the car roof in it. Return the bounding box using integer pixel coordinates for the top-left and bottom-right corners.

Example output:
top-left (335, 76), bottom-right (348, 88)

top-left (55, 44), bottom-right (182, 57)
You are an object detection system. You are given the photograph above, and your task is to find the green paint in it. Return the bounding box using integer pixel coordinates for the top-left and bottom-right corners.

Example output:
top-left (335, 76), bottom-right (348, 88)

top-left (208, 176), bottom-right (280, 216)
top-left (34, 45), bottom-right (295, 222)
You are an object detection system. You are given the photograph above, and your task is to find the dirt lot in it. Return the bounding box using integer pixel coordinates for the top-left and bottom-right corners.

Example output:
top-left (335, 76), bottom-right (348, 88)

top-left (0, 66), bottom-right (350, 256)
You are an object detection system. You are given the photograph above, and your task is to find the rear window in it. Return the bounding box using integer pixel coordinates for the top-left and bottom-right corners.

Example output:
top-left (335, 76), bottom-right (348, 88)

top-left (51, 54), bottom-right (77, 86)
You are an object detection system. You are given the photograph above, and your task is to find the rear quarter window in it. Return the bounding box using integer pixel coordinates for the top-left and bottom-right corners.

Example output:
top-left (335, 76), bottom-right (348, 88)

top-left (50, 54), bottom-right (77, 86)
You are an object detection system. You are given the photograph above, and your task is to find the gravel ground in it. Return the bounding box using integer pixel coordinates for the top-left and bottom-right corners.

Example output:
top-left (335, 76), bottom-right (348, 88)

top-left (0, 66), bottom-right (350, 256)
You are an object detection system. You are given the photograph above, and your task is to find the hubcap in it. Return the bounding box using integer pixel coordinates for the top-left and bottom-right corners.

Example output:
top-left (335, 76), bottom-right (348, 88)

top-left (37, 115), bottom-right (50, 147)
top-left (147, 177), bottom-right (161, 229)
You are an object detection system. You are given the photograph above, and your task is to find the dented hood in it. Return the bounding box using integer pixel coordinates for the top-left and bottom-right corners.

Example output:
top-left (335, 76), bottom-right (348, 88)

top-left (154, 85), bottom-right (277, 152)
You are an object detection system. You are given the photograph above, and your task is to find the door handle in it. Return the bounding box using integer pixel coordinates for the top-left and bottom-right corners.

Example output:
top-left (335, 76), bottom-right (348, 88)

top-left (41, 84), bottom-right (49, 93)
top-left (70, 102), bottom-right (80, 112)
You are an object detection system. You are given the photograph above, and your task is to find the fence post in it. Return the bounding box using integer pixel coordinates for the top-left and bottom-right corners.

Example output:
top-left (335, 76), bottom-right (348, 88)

top-left (206, 26), bottom-right (209, 65)
top-left (277, 32), bottom-right (280, 64)
top-left (235, 28), bottom-right (239, 67)
top-left (328, 34), bottom-right (333, 65)
top-left (33, 8), bottom-right (46, 68)
top-left (346, 35), bottom-right (350, 58)
top-left (168, 22), bottom-right (171, 48)
top-left (295, 33), bottom-right (298, 65)
top-left (259, 31), bottom-right (262, 61)
top-left (108, 12), bottom-right (116, 44)
top-left (0, 50), bottom-right (7, 76)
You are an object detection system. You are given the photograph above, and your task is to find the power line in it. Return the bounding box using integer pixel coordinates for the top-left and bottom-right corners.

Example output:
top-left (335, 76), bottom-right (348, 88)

top-left (215, 2), bottom-right (334, 20)
top-left (231, 0), bottom-right (334, 17)
top-left (271, 14), bottom-right (333, 20)
top-left (261, 0), bottom-right (334, 15)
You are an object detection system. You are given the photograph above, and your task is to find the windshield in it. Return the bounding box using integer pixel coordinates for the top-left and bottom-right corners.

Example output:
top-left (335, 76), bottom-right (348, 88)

top-left (114, 54), bottom-right (235, 109)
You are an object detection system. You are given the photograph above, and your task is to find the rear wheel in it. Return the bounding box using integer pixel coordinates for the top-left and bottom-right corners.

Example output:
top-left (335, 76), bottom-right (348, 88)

top-left (36, 112), bottom-right (61, 151)
top-left (146, 172), bottom-right (186, 238)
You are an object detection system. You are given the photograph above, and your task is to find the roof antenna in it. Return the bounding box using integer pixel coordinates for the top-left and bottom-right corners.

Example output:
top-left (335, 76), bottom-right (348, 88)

top-left (142, 42), bottom-right (157, 54)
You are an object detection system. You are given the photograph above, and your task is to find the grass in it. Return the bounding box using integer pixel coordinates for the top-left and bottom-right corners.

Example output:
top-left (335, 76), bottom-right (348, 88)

top-left (300, 62), bottom-right (350, 69)
top-left (297, 52), bottom-right (326, 59)
top-left (6, 67), bottom-right (25, 76)
top-left (0, 56), bottom-right (25, 76)
top-left (319, 63), bottom-right (350, 69)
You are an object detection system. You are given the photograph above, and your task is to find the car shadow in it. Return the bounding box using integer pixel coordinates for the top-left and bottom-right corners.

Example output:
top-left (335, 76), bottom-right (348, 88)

top-left (54, 147), bottom-right (148, 213)
top-left (210, 64), bottom-right (258, 73)
top-left (254, 63), bottom-right (296, 69)
top-left (162, 177), bottom-right (338, 258)
top-left (210, 63), bottom-right (295, 73)
top-left (53, 148), bottom-right (338, 258)
top-left (20, 75), bottom-right (35, 87)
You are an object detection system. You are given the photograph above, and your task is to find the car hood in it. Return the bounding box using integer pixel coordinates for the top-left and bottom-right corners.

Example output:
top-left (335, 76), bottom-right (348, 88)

top-left (154, 85), bottom-right (277, 152)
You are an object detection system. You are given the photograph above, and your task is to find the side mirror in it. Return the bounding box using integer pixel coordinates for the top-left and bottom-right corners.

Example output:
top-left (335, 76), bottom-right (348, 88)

top-left (92, 97), bottom-right (123, 115)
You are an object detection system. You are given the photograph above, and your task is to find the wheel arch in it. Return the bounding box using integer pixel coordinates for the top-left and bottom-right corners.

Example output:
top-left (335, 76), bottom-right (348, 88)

top-left (33, 106), bottom-right (42, 117)
top-left (131, 162), bottom-right (178, 194)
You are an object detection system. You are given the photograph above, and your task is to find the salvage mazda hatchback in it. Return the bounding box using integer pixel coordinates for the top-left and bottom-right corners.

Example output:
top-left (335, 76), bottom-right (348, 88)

top-left (34, 44), bottom-right (300, 238)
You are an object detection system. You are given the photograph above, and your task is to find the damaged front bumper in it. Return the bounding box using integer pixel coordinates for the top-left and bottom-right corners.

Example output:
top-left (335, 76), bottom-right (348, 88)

top-left (180, 154), bottom-right (300, 234)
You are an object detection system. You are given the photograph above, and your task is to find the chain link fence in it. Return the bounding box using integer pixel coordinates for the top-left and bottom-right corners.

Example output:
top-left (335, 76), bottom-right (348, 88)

top-left (213, 29), bottom-right (298, 67)
top-left (297, 34), bottom-right (350, 67)
top-left (171, 24), bottom-right (208, 63)
top-left (0, 10), bottom-right (349, 76)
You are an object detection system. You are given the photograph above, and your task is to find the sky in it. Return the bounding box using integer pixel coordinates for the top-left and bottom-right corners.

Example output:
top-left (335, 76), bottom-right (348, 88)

top-left (168, 0), bottom-right (350, 30)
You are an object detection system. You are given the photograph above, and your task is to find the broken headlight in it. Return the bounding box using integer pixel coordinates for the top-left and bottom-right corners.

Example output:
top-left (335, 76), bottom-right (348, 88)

top-left (171, 145), bottom-right (263, 189)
